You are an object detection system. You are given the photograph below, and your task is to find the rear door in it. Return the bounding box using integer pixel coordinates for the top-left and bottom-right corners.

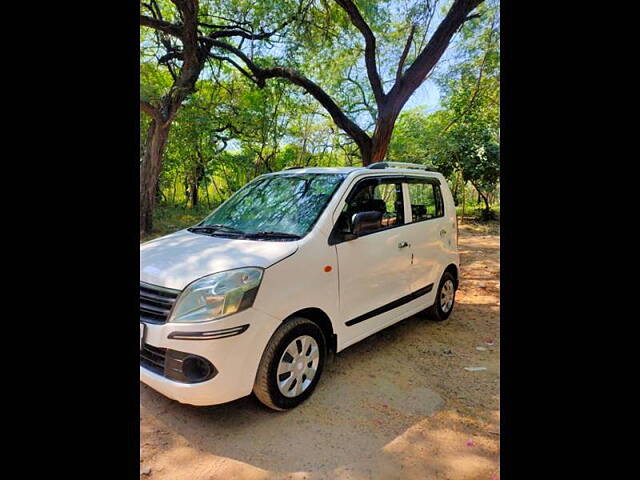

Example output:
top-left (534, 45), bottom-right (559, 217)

top-left (333, 176), bottom-right (413, 338)
top-left (402, 177), bottom-right (450, 294)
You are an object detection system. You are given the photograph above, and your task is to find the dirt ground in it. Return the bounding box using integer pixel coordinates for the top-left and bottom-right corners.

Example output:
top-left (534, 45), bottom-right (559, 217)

top-left (140, 221), bottom-right (500, 479)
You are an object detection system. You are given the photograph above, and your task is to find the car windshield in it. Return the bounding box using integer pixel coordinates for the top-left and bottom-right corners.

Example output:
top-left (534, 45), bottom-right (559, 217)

top-left (197, 173), bottom-right (347, 239)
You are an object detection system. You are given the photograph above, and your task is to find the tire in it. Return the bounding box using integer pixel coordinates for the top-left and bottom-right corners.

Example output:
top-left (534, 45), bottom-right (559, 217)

top-left (428, 271), bottom-right (457, 322)
top-left (253, 317), bottom-right (327, 411)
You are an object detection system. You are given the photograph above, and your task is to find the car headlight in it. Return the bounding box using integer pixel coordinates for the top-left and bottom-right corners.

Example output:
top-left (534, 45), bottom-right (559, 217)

top-left (169, 268), bottom-right (264, 323)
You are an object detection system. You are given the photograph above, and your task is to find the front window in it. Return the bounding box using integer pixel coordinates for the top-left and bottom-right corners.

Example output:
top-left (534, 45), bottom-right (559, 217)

top-left (195, 173), bottom-right (346, 240)
top-left (335, 177), bottom-right (405, 234)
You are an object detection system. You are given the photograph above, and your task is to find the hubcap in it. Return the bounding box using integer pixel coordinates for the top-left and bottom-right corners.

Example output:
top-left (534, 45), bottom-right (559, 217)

top-left (440, 279), bottom-right (455, 313)
top-left (277, 335), bottom-right (320, 398)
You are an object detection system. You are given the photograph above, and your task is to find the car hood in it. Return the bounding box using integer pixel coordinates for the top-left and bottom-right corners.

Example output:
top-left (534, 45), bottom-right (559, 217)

top-left (140, 229), bottom-right (298, 290)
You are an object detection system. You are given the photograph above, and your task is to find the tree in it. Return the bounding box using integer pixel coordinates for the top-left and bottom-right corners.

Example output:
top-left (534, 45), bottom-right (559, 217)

top-left (438, 1), bottom-right (499, 218)
top-left (388, 108), bottom-right (455, 177)
top-left (164, 73), bottom-right (251, 207)
top-left (140, 0), bottom-right (205, 234)
top-left (143, 0), bottom-right (486, 168)
top-left (139, 0), bottom-right (297, 233)
top-left (387, 1), bottom-right (499, 219)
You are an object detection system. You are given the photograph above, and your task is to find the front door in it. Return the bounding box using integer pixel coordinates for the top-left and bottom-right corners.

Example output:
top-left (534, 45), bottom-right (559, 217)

top-left (334, 177), bottom-right (413, 338)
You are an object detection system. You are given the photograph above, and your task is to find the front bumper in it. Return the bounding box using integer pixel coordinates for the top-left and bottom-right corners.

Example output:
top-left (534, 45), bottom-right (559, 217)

top-left (140, 307), bottom-right (281, 406)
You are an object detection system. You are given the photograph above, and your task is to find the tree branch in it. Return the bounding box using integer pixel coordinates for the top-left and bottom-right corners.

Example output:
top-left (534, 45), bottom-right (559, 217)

top-left (165, 0), bottom-right (202, 117)
top-left (200, 19), bottom-right (292, 41)
top-left (204, 35), bottom-right (371, 150)
top-left (158, 51), bottom-right (182, 64)
top-left (140, 15), bottom-right (183, 37)
top-left (141, 0), bottom-right (205, 126)
top-left (257, 66), bottom-right (372, 155)
top-left (202, 38), bottom-right (264, 80)
top-left (142, 2), bottom-right (373, 158)
top-left (388, 0), bottom-right (485, 113)
top-left (198, 21), bottom-right (254, 34)
top-left (334, 0), bottom-right (385, 106)
top-left (208, 53), bottom-right (257, 84)
top-left (396, 24), bottom-right (416, 83)
top-left (346, 69), bottom-right (376, 123)
top-left (442, 8), bottom-right (497, 133)
top-left (140, 100), bottom-right (161, 121)
top-left (201, 27), bottom-right (279, 40)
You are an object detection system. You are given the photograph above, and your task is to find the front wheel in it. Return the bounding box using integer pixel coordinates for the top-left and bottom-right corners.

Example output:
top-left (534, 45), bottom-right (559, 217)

top-left (253, 317), bottom-right (326, 411)
top-left (428, 272), bottom-right (457, 322)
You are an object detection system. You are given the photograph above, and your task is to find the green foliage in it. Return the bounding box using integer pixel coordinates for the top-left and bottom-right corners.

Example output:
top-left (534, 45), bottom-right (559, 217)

top-left (388, 1), bottom-right (500, 219)
top-left (141, 0), bottom-right (500, 227)
top-left (142, 203), bottom-right (217, 242)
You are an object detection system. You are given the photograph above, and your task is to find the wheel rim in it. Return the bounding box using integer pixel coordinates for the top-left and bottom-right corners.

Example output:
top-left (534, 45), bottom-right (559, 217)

top-left (277, 335), bottom-right (320, 398)
top-left (440, 279), bottom-right (455, 313)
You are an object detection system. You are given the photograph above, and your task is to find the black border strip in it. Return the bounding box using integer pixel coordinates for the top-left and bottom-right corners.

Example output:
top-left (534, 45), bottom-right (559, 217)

top-left (167, 324), bottom-right (250, 340)
top-left (345, 283), bottom-right (434, 326)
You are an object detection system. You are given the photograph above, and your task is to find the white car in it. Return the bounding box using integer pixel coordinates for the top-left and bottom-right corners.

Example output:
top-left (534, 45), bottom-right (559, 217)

top-left (140, 162), bottom-right (460, 410)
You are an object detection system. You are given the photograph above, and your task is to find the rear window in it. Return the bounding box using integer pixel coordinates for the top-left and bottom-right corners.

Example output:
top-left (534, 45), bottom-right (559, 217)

top-left (407, 179), bottom-right (444, 222)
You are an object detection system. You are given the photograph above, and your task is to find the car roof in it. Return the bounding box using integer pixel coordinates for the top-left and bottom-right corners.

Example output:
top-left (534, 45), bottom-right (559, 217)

top-left (266, 167), bottom-right (360, 175)
top-left (265, 166), bottom-right (444, 181)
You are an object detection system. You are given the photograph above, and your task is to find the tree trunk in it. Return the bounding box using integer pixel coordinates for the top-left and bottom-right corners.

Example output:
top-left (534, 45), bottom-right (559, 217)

top-left (363, 109), bottom-right (400, 166)
top-left (452, 173), bottom-right (460, 206)
top-left (155, 182), bottom-right (165, 203)
top-left (470, 180), bottom-right (492, 220)
top-left (204, 176), bottom-right (211, 208)
top-left (210, 175), bottom-right (224, 202)
top-left (474, 184), bottom-right (488, 210)
top-left (171, 171), bottom-right (178, 204)
top-left (140, 119), bottom-right (170, 235)
top-left (461, 177), bottom-right (466, 225)
top-left (183, 176), bottom-right (190, 205)
top-left (187, 160), bottom-right (206, 208)
top-left (481, 192), bottom-right (490, 213)
top-left (190, 181), bottom-right (199, 207)
top-left (139, 0), bottom-right (207, 234)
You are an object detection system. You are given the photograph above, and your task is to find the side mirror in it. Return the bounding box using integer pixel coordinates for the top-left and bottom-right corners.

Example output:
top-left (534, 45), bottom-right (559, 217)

top-left (351, 210), bottom-right (383, 236)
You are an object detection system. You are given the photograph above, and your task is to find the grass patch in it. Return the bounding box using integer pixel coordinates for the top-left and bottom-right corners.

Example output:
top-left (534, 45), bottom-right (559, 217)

top-left (141, 203), bottom-right (217, 243)
top-left (458, 218), bottom-right (500, 236)
top-left (455, 204), bottom-right (500, 219)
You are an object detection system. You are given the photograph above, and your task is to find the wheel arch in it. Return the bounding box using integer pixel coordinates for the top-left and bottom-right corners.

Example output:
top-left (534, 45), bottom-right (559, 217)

top-left (444, 263), bottom-right (459, 288)
top-left (283, 307), bottom-right (337, 353)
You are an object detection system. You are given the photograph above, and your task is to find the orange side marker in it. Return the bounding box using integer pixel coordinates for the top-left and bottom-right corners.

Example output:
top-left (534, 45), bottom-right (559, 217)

top-left (324, 265), bottom-right (332, 273)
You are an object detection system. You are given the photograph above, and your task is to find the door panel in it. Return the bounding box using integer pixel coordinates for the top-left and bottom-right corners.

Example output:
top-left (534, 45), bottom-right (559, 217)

top-left (334, 176), bottom-right (412, 336)
top-left (404, 180), bottom-right (449, 294)
top-left (336, 228), bottom-right (412, 329)
top-left (404, 217), bottom-right (448, 292)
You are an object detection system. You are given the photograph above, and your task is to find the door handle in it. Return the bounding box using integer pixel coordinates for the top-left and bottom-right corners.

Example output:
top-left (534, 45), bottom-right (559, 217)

top-left (398, 241), bottom-right (410, 249)
top-left (440, 229), bottom-right (447, 236)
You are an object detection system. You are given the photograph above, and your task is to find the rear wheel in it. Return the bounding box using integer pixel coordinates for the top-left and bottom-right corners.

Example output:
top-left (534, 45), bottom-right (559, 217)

top-left (428, 271), bottom-right (457, 322)
top-left (253, 317), bottom-right (326, 411)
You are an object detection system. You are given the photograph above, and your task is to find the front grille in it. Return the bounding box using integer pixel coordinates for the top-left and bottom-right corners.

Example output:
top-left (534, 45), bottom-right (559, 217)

top-left (140, 282), bottom-right (180, 324)
top-left (140, 344), bottom-right (166, 376)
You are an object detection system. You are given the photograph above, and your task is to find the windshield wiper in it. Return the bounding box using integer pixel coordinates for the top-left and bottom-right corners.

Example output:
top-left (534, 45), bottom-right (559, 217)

top-left (188, 224), bottom-right (246, 235)
top-left (244, 231), bottom-right (301, 240)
